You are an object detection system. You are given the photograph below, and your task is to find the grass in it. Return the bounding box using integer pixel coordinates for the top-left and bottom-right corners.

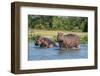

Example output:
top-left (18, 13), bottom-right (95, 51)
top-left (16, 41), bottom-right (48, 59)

top-left (28, 29), bottom-right (88, 44)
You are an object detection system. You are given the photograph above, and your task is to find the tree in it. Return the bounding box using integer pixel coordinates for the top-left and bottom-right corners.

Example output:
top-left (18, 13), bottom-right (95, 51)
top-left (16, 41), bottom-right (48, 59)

top-left (83, 19), bottom-right (88, 32)
top-left (28, 15), bottom-right (88, 32)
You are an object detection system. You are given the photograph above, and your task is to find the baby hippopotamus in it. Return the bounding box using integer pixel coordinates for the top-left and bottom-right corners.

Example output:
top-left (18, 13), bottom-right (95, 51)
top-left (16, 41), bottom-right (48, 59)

top-left (57, 32), bottom-right (80, 49)
top-left (35, 36), bottom-right (56, 48)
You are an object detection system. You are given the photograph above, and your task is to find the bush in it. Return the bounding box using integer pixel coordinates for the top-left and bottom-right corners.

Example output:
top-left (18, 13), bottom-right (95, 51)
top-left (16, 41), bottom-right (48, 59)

top-left (80, 35), bottom-right (88, 44)
top-left (34, 24), bottom-right (46, 30)
top-left (28, 34), bottom-right (40, 41)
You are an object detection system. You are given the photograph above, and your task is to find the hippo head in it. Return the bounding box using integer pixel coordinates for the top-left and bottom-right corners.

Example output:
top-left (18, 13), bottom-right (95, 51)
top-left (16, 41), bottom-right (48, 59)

top-left (57, 32), bottom-right (64, 42)
top-left (35, 36), bottom-right (44, 46)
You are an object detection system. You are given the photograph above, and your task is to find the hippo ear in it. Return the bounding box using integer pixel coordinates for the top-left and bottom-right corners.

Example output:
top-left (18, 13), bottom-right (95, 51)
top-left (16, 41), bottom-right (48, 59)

top-left (60, 32), bottom-right (63, 35)
top-left (57, 32), bottom-right (63, 35)
top-left (57, 32), bottom-right (60, 34)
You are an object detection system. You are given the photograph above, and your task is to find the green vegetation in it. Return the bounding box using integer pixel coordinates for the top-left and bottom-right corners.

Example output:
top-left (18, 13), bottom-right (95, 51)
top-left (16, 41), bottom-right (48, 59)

top-left (28, 30), bottom-right (88, 44)
top-left (28, 15), bottom-right (88, 32)
top-left (28, 15), bottom-right (88, 44)
top-left (80, 35), bottom-right (88, 44)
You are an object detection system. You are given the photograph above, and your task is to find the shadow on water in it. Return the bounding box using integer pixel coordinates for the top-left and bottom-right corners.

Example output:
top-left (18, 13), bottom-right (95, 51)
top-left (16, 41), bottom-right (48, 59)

top-left (54, 47), bottom-right (80, 55)
top-left (58, 49), bottom-right (80, 55)
top-left (33, 46), bottom-right (46, 49)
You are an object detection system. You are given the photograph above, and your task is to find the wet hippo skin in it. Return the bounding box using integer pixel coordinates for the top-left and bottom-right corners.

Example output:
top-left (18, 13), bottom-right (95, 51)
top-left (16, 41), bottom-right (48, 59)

top-left (35, 36), bottom-right (55, 48)
top-left (57, 32), bottom-right (80, 49)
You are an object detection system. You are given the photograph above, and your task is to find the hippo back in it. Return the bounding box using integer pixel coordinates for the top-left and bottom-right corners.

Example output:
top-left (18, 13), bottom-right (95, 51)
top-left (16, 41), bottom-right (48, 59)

top-left (64, 34), bottom-right (80, 48)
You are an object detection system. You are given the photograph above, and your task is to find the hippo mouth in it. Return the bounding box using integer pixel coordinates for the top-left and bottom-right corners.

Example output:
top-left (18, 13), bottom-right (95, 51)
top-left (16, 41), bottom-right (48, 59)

top-left (35, 43), bottom-right (39, 46)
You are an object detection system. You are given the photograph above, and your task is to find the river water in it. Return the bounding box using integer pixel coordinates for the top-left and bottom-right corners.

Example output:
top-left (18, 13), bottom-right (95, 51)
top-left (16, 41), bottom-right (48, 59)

top-left (28, 42), bottom-right (88, 61)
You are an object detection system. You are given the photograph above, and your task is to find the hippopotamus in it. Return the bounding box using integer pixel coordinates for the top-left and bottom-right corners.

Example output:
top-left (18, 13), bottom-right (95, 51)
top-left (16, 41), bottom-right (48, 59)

top-left (35, 36), bottom-right (56, 48)
top-left (57, 32), bottom-right (80, 49)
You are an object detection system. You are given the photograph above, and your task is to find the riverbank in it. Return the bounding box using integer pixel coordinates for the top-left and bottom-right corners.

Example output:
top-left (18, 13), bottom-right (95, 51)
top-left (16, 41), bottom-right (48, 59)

top-left (28, 29), bottom-right (88, 44)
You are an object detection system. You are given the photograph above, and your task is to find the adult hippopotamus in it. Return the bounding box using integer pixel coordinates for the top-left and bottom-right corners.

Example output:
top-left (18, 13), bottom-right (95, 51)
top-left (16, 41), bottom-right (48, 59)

top-left (35, 36), bottom-right (56, 48)
top-left (57, 32), bottom-right (80, 49)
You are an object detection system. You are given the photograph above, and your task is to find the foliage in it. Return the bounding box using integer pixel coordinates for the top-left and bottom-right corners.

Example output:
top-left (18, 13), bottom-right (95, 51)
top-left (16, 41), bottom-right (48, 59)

top-left (28, 34), bottom-right (40, 41)
top-left (28, 15), bottom-right (88, 32)
top-left (28, 15), bottom-right (88, 44)
top-left (80, 35), bottom-right (88, 44)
